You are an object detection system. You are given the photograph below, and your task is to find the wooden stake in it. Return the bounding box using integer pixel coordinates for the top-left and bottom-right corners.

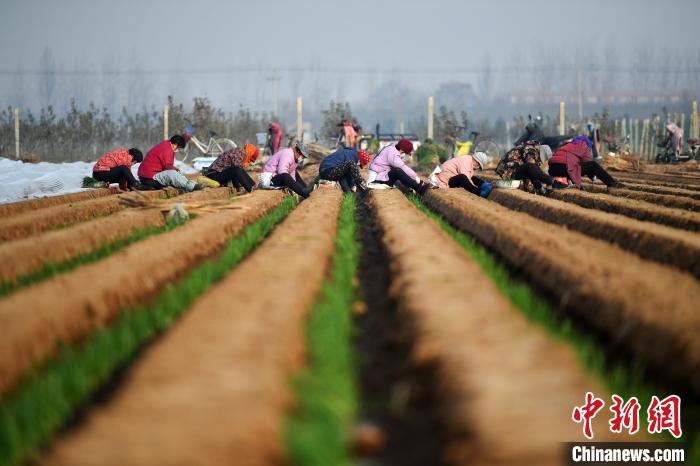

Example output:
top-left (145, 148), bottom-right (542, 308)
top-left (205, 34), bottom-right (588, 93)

top-left (14, 108), bottom-right (20, 160)
top-left (163, 105), bottom-right (169, 140)
top-left (559, 102), bottom-right (566, 136)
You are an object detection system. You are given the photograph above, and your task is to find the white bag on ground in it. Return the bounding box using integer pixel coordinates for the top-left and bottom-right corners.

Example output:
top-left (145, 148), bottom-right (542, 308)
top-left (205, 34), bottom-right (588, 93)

top-left (258, 172), bottom-right (283, 190)
top-left (428, 164), bottom-right (442, 187)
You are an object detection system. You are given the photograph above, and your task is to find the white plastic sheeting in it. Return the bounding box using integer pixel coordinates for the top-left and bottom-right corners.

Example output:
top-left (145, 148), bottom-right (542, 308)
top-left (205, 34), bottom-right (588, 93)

top-left (0, 157), bottom-right (198, 204)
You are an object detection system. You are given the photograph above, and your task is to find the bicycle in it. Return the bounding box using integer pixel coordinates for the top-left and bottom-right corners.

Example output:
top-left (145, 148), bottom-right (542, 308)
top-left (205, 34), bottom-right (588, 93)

top-left (181, 123), bottom-right (237, 162)
top-left (445, 123), bottom-right (502, 163)
top-left (604, 135), bottom-right (631, 157)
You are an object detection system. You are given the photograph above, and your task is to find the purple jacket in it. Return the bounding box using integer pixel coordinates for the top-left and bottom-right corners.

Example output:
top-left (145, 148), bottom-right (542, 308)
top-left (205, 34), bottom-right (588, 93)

top-left (262, 148), bottom-right (297, 180)
top-left (368, 145), bottom-right (417, 182)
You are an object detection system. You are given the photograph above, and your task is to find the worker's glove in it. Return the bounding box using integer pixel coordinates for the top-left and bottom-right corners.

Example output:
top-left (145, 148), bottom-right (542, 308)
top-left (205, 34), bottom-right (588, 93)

top-left (479, 182), bottom-right (493, 198)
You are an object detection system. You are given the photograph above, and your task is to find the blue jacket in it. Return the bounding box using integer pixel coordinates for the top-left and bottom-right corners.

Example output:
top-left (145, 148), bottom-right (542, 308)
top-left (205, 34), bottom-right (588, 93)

top-left (319, 148), bottom-right (359, 173)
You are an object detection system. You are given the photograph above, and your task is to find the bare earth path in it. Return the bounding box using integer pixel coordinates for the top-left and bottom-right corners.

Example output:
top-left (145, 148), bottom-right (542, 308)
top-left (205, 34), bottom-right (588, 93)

top-left (371, 190), bottom-right (630, 466)
top-left (489, 188), bottom-right (700, 278)
top-left (0, 188), bottom-right (119, 217)
top-left (0, 187), bottom-right (235, 285)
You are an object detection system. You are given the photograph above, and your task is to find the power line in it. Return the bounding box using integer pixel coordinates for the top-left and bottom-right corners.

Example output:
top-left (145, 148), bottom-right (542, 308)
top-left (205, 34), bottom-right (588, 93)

top-left (0, 66), bottom-right (699, 76)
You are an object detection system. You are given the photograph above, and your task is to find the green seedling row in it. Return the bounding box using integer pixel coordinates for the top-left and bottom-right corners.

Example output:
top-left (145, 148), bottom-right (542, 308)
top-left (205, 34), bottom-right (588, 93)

top-left (0, 196), bottom-right (296, 466)
top-left (286, 194), bottom-right (360, 466)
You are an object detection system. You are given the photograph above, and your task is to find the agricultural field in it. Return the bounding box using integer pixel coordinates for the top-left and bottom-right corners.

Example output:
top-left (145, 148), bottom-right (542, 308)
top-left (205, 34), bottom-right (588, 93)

top-left (0, 162), bottom-right (698, 466)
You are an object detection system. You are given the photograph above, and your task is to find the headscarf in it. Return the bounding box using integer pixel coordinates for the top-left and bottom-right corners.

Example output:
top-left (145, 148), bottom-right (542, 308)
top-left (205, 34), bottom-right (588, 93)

top-left (243, 143), bottom-right (259, 167)
top-left (571, 135), bottom-right (593, 149)
top-left (358, 150), bottom-right (371, 168)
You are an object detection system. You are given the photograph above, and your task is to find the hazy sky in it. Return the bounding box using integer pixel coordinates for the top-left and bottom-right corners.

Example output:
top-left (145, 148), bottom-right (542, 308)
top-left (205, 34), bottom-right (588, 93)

top-left (1, 0), bottom-right (698, 114)
top-left (2, 0), bottom-right (697, 68)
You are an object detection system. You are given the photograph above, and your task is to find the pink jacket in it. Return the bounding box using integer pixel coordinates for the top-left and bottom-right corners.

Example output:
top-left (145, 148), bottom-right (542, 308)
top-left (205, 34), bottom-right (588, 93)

top-left (269, 123), bottom-right (282, 153)
top-left (368, 145), bottom-right (417, 182)
top-left (436, 155), bottom-right (475, 188)
top-left (262, 148), bottom-right (297, 180)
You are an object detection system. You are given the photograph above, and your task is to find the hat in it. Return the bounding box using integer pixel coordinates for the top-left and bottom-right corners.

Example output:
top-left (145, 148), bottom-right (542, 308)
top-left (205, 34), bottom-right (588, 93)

top-left (294, 140), bottom-right (309, 158)
top-left (472, 151), bottom-right (488, 169)
top-left (182, 132), bottom-right (192, 142)
top-left (358, 150), bottom-right (371, 168)
top-left (396, 139), bottom-right (414, 154)
top-left (539, 145), bottom-right (553, 162)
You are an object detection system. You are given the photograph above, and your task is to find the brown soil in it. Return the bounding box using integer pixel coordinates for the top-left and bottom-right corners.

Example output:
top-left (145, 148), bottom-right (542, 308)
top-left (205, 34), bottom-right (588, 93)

top-left (424, 189), bottom-right (700, 395)
top-left (609, 169), bottom-right (700, 186)
top-left (370, 190), bottom-right (631, 465)
top-left (40, 189), bottom-right (342, 466)
top-left (0, 188), bottom-right (119, 218)
top-left (582, 184), bottom-right (700, 211)
top-left (0, 190), bottom-right (285, 398)
top-left (0, 188), bottom-right (235, 285)
top-left (644, 161), bottom-right (700, 175)
top-left (604, 181), bottom-right (700, 200)
top-left (612, 172), bottom-right (700, 190)
top-left (547, 189), bottom-right (700, 231)
top-left (0, 189), bottom-right (177, 243)
top-left (490, 189), bottom-right (700, 278)
top-left (354, 194), bottom-right (445, 466)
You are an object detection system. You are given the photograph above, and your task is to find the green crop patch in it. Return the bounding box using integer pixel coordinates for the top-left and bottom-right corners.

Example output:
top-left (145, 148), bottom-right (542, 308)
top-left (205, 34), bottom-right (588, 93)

top-left (286, 194), bottom-right (359, 466)
top-left (0, 196), bottom-right (296, 466)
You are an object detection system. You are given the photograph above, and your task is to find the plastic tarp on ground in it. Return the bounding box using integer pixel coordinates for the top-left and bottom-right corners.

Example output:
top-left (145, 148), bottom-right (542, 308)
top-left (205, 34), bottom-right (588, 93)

top-left (0, 157), bottom-right (199, 204)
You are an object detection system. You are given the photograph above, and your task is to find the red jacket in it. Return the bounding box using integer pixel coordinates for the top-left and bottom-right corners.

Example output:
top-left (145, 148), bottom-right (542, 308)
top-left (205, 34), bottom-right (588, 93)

top-left (138, 140), bottom-right (174, 179)
top-left (93, 148), bottom-right (132, 172)
top-left (550, 141), bottom-right (592, 188)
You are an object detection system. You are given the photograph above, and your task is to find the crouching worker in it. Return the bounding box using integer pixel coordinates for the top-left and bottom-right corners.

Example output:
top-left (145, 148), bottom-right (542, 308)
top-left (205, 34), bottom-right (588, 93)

top-left (367, 138), bottom-right (431, 194)
top-left (138, 135), bottom-right (203, 191)
top-left (319, 148), bottom-right (369, 193)
top-left (496, 141), bottom-right (567, 194)
top-left (201, 143), bottom-right (259, 192)
top-left (430, 151), bottom-right (492, 198)
top-left (93, 147), bottom-right (143, 190)
top-left (259, 141), bottom-right (313, 198)
top-left (548, 136), bottom-right (619, 188)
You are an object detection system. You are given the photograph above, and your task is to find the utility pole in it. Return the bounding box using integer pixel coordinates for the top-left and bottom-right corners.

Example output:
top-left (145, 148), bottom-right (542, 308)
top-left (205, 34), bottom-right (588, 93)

top-left (267, 71), bottom-right (281, 119)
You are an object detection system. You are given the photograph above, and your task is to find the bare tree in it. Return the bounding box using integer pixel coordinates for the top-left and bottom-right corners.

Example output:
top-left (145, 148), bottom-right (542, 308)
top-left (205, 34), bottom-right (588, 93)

top-left (603, 40), bottom-right (619, 92)
top-left (11, 64), bottom-right (26, 108)
top-left (39, 46), bottom-right (57, 109)
top-left (477, 53), bottom-right (494, 104)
